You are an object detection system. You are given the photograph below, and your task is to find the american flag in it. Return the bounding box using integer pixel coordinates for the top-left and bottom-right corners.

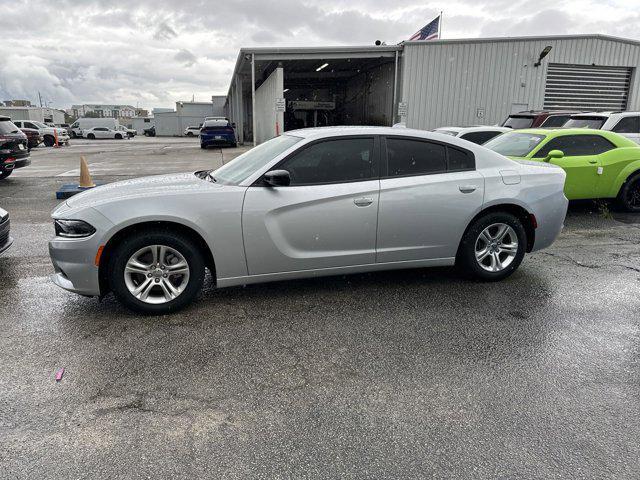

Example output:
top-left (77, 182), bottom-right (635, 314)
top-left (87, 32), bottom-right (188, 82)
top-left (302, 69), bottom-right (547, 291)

top-left (408, 15), bottom-right (440, 41)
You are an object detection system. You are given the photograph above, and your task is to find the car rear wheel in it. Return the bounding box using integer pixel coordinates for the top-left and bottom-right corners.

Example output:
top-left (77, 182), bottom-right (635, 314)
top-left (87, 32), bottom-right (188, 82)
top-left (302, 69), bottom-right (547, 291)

top-left (618, 173), bottom-right (640, 212)
top-left (115, 133), bottom-right (122, 139)
top-left (43, 135), bottom-right (54, 147)
top-left (457, 212), bottom-right (526, 281)
top-left (87, 133), bottom-right (95, 139)
top-left (0, 170), bottom-right (13, 180)
top-left (186, 132), bottom-right (194, 136)
top-left (108, 230), bottom-right (206, 314)
top-left (71, 131), bottom-right (77, 139)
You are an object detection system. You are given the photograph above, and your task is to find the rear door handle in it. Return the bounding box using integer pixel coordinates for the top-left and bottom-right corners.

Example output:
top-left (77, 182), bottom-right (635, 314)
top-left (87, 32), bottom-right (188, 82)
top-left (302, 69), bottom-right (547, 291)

top-left (458, 185), bottom-right (477, 194)
top-left (354, 197), bottom-right (373, 207)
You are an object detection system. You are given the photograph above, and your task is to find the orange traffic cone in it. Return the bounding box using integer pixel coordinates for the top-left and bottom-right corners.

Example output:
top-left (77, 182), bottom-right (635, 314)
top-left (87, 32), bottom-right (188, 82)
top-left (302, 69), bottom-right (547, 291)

top-left (53, 129), bottom-right (60, 148)
top-left (79, 156), bottom-right (95, 188)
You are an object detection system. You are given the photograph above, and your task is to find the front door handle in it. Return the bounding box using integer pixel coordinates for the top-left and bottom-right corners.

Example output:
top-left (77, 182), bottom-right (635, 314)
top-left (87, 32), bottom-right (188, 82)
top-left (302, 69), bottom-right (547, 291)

top-left (354, 197), bottom-right (373, 207)
top-left (458, 185), bottom-right (477, 194)
top-left (588, 159), bottom-right (598, 164)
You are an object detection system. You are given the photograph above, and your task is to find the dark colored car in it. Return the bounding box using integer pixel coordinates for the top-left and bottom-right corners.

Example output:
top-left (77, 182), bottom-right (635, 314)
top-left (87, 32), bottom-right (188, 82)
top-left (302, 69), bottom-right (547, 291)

top-left (0, 207), bottom-right (12, 255)
top-left (143, 126), bottom-right (156, 137)
top-left (200, 119), bottom-right (237, 148)
top-left (20, 128), bottom-right (42, 150)
top-left (501, 110), bottom-right (582, 129)
top-left (0, 116), bottom-right (30, 179)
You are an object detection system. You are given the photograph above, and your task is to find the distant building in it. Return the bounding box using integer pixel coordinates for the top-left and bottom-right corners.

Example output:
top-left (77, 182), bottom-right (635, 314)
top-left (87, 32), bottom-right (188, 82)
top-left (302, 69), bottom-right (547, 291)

top-left (3, 99), bottom-right (32, 107)
top-left (0, 106), bottom-right (65, 124)
top-left (70, 104), bottom-right (136, 119)
top-left (152, 100), bottom-right (226, 136)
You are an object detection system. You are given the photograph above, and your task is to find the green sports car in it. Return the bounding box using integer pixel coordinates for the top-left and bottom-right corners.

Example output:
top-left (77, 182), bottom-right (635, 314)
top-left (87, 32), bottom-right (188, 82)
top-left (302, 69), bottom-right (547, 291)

top-left (484, 128), bottom-right (640, 211)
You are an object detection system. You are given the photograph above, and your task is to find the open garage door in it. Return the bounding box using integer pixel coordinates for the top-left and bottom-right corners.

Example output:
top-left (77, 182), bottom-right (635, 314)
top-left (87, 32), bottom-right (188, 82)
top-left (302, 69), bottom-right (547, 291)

top-left (255, 67), bottom-right (284, 144)
top-left (544, 63), bottom-right (631, 111)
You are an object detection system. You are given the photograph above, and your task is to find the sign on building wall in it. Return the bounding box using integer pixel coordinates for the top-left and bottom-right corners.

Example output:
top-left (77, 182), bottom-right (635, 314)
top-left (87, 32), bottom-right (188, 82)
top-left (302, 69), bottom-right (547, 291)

top-left (275, 98), bottom-right (286, 112)
top-left (398, 102), bottom-right (408, 117)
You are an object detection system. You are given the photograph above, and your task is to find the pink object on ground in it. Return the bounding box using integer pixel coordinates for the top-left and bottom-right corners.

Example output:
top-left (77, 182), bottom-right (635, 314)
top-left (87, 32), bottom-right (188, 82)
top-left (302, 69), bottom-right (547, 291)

top-left (55, 368), bottom-right (65, 382)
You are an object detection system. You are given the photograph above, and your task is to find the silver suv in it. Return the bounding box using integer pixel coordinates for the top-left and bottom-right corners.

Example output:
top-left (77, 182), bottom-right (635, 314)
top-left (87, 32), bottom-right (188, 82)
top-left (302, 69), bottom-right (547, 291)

top-left (563, 112), bottom-right (640, 144)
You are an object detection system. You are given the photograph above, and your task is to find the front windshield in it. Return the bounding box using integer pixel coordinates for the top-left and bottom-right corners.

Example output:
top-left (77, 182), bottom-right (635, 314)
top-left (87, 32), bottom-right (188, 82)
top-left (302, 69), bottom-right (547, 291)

top-left (32, 121), bottom-right (47, 128)
top-left (563, 117), bottom-right (606, 129)
top-left (483, 132), bottom-right (546, 157)
top-left (212, 134), bottom-right (302, 184)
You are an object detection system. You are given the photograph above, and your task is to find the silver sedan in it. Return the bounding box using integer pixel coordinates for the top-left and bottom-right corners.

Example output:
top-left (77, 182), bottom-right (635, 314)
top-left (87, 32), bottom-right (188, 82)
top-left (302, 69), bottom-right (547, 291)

top-left (49, 127), bottom-right (568, 314)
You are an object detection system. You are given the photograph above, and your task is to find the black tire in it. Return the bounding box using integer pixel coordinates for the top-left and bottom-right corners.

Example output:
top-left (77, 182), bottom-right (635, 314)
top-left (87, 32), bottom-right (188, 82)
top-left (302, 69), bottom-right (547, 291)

top-left (200, 144), bottom-right (207, 149)
top-left (43, 135), bottom-right (54, 147)
top-left (115, 133), bottom-right (123, 139)
top-left (0, 170), bottom-right (13, 180)
top-left (108, 229), bottom-right (206, 314)
top-left (186, 132), bottom-right (194, 137)
top-left (87, 133), bottom-right (95, 140)
top-left (71, 131), bottom-right (77, 139)
top-left (231, 143), bottom-right (238, 148)
top-left (617, 172), bottom-right (640, 212)
top-left (456, 212), bottom-right (527, 281)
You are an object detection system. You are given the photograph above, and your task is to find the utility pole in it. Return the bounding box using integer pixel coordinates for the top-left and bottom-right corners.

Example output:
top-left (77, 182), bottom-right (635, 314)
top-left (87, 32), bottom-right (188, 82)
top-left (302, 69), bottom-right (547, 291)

top-left (38, 91), bottom-right (43, 107)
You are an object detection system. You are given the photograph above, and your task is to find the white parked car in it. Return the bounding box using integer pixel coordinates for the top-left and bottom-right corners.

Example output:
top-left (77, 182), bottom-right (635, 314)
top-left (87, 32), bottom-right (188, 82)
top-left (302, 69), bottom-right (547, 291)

top-left (184, 126), bottom-right (201, 136)
top-left (116, 125), bottom-right (136, 138)
top-left (83, 127), bottom-right (127, 140)
top-left (563, 112), bottom-right (640, 144)
top-left (12, 120), bottom-right (70, 147)
top-left (433, 126), bottom-right (511, 145)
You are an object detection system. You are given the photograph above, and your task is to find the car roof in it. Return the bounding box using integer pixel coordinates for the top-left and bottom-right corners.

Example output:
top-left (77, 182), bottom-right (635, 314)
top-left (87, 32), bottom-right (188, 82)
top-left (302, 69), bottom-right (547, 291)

top-left (509, 127), bottom-right (638, 147)
top-left (437, 126), bottom-right (510, 134)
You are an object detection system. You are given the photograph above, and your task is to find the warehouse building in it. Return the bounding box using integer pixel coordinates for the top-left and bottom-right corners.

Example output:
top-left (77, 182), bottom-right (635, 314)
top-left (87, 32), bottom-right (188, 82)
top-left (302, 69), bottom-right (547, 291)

top-left (0, 106), bottom-right (65, 125)
top-left (225, 34), bottom-right (640, 145)
top-left (151, 98), bottom-right (226, 136)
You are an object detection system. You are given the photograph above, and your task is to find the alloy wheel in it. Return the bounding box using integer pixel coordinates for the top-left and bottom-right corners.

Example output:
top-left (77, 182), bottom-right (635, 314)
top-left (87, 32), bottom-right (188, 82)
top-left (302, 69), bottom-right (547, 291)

top-left (474, 223), bottom-right (519, 272)
top-left (123, 245), bottom-right (190, 304)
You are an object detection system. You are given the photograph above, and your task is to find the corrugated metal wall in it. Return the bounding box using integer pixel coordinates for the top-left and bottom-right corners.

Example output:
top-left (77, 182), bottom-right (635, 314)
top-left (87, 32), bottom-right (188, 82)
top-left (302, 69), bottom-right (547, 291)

top-left (401, 37), bottom-right (640, 130)
top-left (255, 67), bottom-right (284, 144)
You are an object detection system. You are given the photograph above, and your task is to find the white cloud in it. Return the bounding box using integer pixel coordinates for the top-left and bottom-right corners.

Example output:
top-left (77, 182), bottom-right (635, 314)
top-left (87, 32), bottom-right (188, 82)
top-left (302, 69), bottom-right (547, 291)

top-left (1, 0), bottom-right (639, 110)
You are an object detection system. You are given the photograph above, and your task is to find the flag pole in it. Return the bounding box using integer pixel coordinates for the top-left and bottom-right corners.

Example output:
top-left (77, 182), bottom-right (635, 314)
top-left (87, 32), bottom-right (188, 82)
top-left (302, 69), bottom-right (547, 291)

top-left (439, 11), bottom-right (443, 39)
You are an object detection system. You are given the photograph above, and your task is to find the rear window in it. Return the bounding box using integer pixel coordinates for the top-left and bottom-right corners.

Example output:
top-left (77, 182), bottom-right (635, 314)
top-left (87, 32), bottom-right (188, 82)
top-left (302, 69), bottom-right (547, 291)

top-left (484, 132), bottom-right (546, 157)
top-left (203, 120), bottom-right (230, 128)
top-left (539, 115), bottom-right (571, 128)
top-left (503, 116), bottom-right (534, 129)
top-left (0, 119), bottom-right (20, 135)
top-left (563, 117), bottom-right (606, 129)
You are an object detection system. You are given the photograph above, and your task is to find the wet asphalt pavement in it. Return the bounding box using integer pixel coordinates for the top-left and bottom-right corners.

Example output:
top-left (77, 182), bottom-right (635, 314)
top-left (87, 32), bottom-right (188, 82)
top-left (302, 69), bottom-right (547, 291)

top-left (1, 139), bottom-right (639, 479)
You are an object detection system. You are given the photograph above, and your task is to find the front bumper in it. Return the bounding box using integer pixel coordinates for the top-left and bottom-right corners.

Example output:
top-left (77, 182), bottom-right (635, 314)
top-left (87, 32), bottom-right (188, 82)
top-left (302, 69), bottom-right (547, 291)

top-left (201, 134), bottom-right (236, 146)
top-left (0, 216), bottom-right (12, 255)
top-left (49, 237), bottom-right (101, 296)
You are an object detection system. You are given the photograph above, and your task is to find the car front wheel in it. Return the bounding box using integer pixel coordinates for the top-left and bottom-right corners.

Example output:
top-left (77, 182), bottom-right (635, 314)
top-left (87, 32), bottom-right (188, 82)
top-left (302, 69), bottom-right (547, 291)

top-left (108, 230), bottom-right (206, 314)
top-left (618, 173), bottom-right (640, 212)
top-left (457, 212), bottom-right (526, 281)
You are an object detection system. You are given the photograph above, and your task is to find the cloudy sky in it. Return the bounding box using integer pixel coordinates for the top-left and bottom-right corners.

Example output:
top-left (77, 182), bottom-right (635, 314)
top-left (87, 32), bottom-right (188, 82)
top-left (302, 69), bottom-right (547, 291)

top-left (1, 0), bottom-right (639, 110)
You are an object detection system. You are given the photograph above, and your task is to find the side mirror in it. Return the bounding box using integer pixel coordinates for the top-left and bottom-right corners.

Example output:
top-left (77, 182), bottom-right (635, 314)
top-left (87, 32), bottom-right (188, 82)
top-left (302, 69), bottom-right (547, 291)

top-left (232, 123), bottom-right (237, 128)
top-left (544, 149), bottom-right (564, 162)
top-left (263, 169), bottom-right (290, 187)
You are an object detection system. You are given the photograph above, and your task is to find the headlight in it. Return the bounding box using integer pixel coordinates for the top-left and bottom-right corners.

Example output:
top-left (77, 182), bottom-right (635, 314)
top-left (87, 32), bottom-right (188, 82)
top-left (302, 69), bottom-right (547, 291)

top-left (54, 219), bottom-right (96, 238)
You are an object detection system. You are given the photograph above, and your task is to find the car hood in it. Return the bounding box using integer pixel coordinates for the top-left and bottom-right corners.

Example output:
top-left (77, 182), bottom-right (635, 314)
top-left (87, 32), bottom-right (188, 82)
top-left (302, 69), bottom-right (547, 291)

top-left (62, 173), bottom-right (222, 212)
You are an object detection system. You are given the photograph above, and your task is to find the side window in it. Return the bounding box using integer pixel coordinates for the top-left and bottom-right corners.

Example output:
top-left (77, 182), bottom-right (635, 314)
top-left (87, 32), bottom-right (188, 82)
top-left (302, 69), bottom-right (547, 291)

top-left (460, 131), bottom-right (501, 145)
top-left (279, 137), bottom-right (374, 185)
top-left (24, 122), bottom-right (34, 129)
top-left (448, 147), bottom-right (475, 171)
top-left (386, 138), bottom-right (446, 176)
top-left (612, 116), bottom-right (640, 134)
top-left (535, 135), bottom-right (616, 157)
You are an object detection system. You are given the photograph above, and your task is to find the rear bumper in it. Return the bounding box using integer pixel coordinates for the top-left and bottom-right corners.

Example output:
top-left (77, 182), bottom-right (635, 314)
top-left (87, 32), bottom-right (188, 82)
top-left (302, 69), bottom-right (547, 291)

top-left (201, 134), bottom-right (236, 146)
top-left (530, 192), bottom-right (568, 252)
top-left (14, 157), bottom-right (31, 169)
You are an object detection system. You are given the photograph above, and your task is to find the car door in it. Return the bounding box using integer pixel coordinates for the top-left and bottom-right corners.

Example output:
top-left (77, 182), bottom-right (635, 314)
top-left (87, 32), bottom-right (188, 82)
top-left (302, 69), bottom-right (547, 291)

top-left (242, 136), bottom-right (380, 275)
top-left (377, 136), bottom-right (484, 263)
top-left (611, 116), bottom-right (640, 144)
top-left (531, 134), bottom-right (614, 199)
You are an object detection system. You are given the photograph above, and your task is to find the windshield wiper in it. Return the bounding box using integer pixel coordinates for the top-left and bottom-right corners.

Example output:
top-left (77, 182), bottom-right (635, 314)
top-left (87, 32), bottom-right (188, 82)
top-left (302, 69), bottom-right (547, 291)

top-left (206, 171), bottom-right (217, 182)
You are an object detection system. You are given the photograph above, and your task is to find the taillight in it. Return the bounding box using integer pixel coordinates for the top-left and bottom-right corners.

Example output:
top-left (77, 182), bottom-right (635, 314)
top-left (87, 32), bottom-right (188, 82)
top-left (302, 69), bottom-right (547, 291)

top-left (4, 158), bottom-right (15, 163)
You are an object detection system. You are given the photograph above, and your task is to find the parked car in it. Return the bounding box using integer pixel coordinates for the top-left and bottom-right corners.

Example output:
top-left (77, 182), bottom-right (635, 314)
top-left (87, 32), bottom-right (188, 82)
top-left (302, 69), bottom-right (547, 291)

top-left (0, 207), bottom-right (12, 255)
top-left (19, 128), bottom-right (42, 150)
top-left (200, 119), bottom-right (237, 148)
top-left (49, 126), bottom-right (568, 314)
top-left (204, 116), bottom-right (229, 122)
top-left (143, 126), bottom-right (156, 137)
top-left (83, 127), bottom-right (127, 140)
top-left (563, 112), bottom-right (640, 144)
top-left (69, 118), bottom-right (121, 138)
top-left (12, 120), bottom-right (69, 146)
top-left (433, 126), bottom-right (511, 144)
top-left (484, 128), bottom-right (640, 211)
top-left (184, 126), bottom-right (201, 136)
top-left (116, 125), bottom-right (137, 138)
top-left (501, 110), bottom-right (581, 129)
top-left (0, 116), bottom-right (30, 179)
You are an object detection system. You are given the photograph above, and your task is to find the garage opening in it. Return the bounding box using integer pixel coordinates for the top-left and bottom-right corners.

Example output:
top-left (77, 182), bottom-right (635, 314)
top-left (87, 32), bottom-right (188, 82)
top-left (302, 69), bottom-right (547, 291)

top-left (227, 47), bottom-right (401, 145)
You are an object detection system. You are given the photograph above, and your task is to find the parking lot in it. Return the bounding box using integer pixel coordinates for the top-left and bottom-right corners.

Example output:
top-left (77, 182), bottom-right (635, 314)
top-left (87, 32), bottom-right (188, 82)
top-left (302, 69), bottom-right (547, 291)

top-left (1, 137), bottom-right (639, 478)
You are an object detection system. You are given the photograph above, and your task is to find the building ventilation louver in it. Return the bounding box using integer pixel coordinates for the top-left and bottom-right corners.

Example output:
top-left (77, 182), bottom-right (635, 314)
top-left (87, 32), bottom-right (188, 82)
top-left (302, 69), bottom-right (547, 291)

top-left (543, 63), bottom-right (631, 111)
